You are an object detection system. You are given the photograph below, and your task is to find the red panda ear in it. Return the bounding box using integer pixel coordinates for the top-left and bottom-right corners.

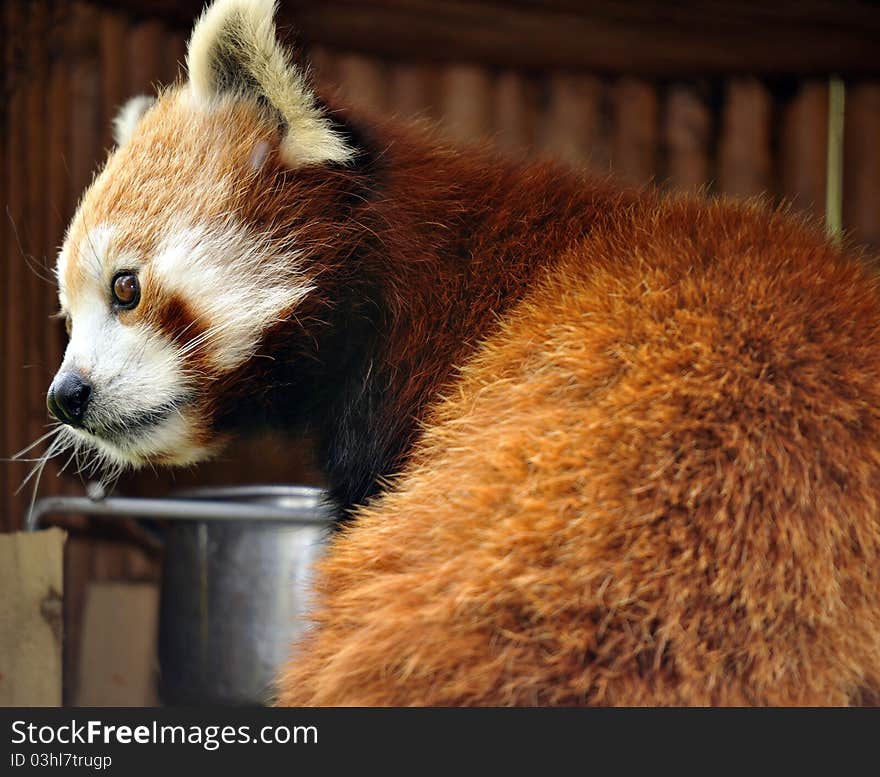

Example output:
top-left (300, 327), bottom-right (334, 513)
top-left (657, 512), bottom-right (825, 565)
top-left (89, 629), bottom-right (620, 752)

top-left (186, 0), bottom-right (353, 167)
top-left (112, 95), bottom-right (156, 146)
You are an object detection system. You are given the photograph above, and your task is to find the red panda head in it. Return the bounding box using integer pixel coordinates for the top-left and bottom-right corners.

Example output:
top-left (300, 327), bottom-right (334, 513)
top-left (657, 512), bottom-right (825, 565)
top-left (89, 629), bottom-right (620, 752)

top-left (48, 0), bottom-right (363, 474)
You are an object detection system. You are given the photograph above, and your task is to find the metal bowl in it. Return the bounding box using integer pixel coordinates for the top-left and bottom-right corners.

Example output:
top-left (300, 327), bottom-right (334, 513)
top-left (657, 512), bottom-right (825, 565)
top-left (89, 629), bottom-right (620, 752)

top-left (28, 484), bottom-right (335, 706)
top-left (156, 486), bottom-right (333, 706)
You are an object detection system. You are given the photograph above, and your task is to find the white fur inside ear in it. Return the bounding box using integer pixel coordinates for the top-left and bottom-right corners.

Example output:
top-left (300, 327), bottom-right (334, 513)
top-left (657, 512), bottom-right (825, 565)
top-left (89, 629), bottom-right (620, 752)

top-left (112, 95), bottom-right (156, 146)
top-left (186, 0), bottom-right (353, 166)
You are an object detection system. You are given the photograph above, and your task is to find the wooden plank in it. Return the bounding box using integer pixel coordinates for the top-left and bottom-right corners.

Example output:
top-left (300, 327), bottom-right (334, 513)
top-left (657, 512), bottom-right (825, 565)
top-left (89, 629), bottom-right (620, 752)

top-left (165, 26), bottom-right (188, 85)
top-left (5, 0), bottom-right (28, 528)
top-left (90, 537), bottom-right (130, 580)
top-left (45, 0), bottom-right (73, 409)
top-left (123, 543), bottom-right (163, 583)
top-left (441, 63), bottom-right (492, 143)
top-left (843, 81), bottom-right (880, 251)
top-left (336, 53), bottom-right (389, 112)
top-left (0, 0), bottom-right (10, 527)
top-left (99, 7), bottom-right (129, 150)
top-left (718, 78), bottom-right (773, 198)
top-left (88, 0), bottom-right (880, 76)
top-left (69, 2), bottom-right (101, 194)
top-left (611, 76), bottom-right (658, 184)
top-left (75, 582), bottom-right (159, 706)
top-left (664, 82), bottom-right (712, 192)
top-left (128, 18), bottom-right (164, 95)
top-left (62, 535), bottom-right (91, 705)
top-left (307, 44), bottom-right (338, 91)
top-left (779, 80), bottom-right (828, 218)
top-left (156, 21), bottom-right (179, 85)
top-left (282, 0), bottom-right (880, 77)
top-left (543, 73), bottom-right (606, 171)
top-left (493, 70), bottom-right (539, 154)
top-left (24, 2), bottom-right (52, 519)
top-left (391, 61), bottom-right (440, 122)
top-left (0, 529), bottom-right (66, 706)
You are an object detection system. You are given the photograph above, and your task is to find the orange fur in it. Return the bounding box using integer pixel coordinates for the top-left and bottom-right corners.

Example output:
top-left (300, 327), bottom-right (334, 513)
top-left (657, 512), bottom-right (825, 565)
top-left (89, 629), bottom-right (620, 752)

top-left (278, 194), bottom-right (880, 706)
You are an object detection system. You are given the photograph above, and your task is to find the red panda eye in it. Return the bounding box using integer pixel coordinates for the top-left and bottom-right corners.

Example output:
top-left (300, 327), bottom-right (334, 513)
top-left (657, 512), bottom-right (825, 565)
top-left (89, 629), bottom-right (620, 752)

top-left (112, 272), bottom-right (140, 309)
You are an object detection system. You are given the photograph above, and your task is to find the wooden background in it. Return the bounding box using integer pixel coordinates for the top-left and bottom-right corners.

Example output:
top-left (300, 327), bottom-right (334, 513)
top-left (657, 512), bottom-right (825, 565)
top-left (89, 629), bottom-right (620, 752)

top-left (2, 0), bottom-right (880, 702)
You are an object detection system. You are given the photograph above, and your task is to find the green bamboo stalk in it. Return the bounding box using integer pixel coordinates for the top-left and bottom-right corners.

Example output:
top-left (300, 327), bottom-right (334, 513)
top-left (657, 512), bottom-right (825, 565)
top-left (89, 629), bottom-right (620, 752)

top-left (826, 76), bottom-right (845, 242)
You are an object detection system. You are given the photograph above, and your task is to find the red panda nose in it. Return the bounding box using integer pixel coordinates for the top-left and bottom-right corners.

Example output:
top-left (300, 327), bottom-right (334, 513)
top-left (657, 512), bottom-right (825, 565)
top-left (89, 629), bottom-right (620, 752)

top-left (47, 372), bottom-right (92, 428)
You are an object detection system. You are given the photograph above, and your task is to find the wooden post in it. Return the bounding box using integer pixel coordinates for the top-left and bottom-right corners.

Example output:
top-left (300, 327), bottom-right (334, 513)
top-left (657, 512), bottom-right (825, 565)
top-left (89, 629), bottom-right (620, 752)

top-left (99, 7), bottom-right (129, 150)
top-left (0, 529), bottom-right (66, 706)
top-left (128, 18), bottom-right (163, 96)
top-left (843, 81), bottom-right (880, 250)
top-left (63, 535), bottom-right (92, 705)
top-left (544, 73), bottom-right (606, 172)
top-left (336, 53), bottom-right (388, 112)
top-left (1, 2), bottom-right (12, 526)
top-left (308, 44), bottom-right (338, 92)
top-left (75, 582), bottom-right (159, 706)
top-left (664, 82), bottom-right (711, 192)
top-left (5, 0), bottom-right (28, 528)
top-left (23, 3), bottom-right (51, 508)
top-left (779, 80), bottom-right (829, 218)
top-left (718, 77), bottom-right (773, 198)
top-left (166, 29), bottom-right (188, 85)
top-left (493, 70), bottom-right (538, 154)
top-left (442, 64), bottom-right (493, 143)
top-left (612, 76), bottom-right (658, 184)
top-left (45, 0), bottom-right (73, 413)
top-left (391, 62), bottom-right (439, 122)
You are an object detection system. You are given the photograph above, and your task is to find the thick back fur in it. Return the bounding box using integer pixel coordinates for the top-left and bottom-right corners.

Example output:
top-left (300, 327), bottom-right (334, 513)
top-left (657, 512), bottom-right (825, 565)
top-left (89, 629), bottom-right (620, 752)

top-left (279, 199), bottom-right (880, 705)
top-left (52, 0), bottom-right (880, 705)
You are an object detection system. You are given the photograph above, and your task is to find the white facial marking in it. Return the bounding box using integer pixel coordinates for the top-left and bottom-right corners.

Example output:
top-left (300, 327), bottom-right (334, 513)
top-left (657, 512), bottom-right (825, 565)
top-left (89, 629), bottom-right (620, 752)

top-left (58, 224), bottom-right (201, 465)
top-left (62, 284), bottom-right (194, 464)
top-left (153, 219), bottom-right (313, 371)
top-left (55, 217), bottom-right (313, 469)
top-left (57, 209), bottom-right (312, 464)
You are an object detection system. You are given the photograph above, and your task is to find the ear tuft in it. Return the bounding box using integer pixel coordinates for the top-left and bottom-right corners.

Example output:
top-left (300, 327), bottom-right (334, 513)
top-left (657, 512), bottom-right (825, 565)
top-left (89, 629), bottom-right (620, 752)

top-left (112, 95), bottom-right (156, 146)
top-left (186, 0), bottom-right (353, 166)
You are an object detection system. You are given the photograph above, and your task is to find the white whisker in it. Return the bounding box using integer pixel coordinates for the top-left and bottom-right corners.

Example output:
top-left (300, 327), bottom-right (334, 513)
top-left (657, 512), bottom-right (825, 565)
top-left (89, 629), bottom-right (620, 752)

top-left (11, 425), bottom-right (64, 460)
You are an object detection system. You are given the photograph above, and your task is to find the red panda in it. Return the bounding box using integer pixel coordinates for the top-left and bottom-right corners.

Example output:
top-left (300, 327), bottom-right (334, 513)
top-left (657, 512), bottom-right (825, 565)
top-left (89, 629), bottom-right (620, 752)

top-left (45, 0), bottom-right (880, 705)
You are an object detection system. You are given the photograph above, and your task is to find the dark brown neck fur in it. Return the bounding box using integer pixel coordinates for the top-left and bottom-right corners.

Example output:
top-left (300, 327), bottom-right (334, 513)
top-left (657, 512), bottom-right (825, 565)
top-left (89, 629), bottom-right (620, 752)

top-left (226, 112), bottom-right (643, 513)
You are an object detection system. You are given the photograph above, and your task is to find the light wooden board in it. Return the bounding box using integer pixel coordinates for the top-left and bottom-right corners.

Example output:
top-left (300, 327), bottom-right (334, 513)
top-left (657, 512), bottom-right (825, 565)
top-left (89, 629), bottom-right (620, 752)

top-left (75, 581), bottom-right (159, 707)
top-left (0, 528), bottom-right (66, 706)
